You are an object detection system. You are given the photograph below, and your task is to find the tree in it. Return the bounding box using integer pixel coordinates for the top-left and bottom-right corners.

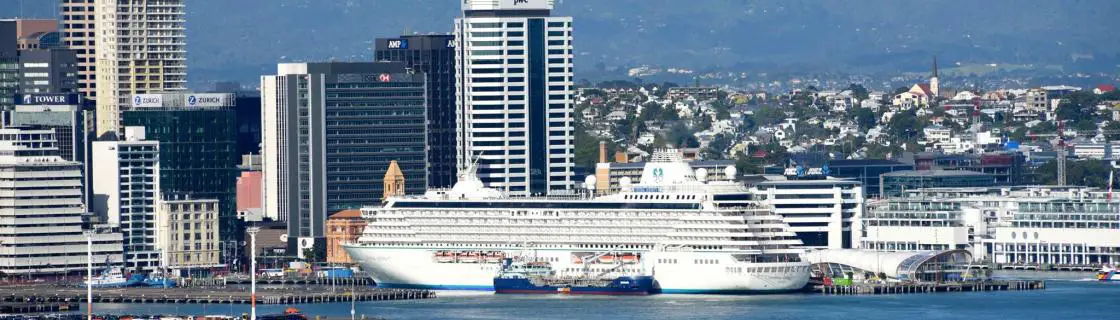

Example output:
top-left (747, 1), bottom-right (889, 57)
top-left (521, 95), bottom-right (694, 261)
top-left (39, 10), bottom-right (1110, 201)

top-left (735, 155), bottom-right (761, 175)
top-left (703, 134), bottom-right (732, 160)
top-left (1056, 91), bottom-right (1100, 121)
top-left (302, 248), bottom-right (320, 262)
top-left (847, 84), bottom-right (870, 101)
top-left (887, 109), bottom-right (920, 142)
top-left (667, 122), bottom-right (698, 148)
top-left (1106, 122), bottom-right (1120, 140)
top-left (852, 107), bottom-right (877, 130)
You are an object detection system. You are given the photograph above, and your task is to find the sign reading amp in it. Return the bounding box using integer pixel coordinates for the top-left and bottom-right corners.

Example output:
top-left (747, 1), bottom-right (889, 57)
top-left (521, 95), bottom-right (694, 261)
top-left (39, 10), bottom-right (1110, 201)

top-left (387, 39), bottom-right (408, 49)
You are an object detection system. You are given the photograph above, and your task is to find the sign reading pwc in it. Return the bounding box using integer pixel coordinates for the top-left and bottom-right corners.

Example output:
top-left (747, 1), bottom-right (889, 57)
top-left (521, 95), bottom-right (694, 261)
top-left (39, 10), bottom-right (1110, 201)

top-left (17, 93), bottom-right (79, 106)
top-left (183, 93), bottom-right (228, 107)
top-left (132, 94), bottom-right (163, 108)
top-left (501, 0), bottom-right (552, 10)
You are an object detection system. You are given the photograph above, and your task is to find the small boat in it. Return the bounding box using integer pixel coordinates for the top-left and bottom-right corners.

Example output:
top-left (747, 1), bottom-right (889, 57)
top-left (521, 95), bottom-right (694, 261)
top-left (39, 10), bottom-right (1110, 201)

top-left (621, 254), bottom-right (638, 264)
top-left (598, 255), bottom-right (614, 264)
top-left (459, 253), bottom-right (479, 263)
top-left (1096, 266), bottom-right (1119, 282)
top-left (434, 252), bottom-right (454, 263)
top-left (143, 275), bottom-right (177, 288)
top-left (493, 260), bottom-right (658, 295)
top-left (484, 253), bottom-right (502, 264)
top-left (85, 267), bottom-right (143, 288)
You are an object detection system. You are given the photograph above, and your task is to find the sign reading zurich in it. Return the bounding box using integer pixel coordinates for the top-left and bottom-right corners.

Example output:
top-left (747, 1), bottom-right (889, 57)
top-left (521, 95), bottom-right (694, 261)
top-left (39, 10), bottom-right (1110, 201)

top-left (134, 96), bottom-right (142, 106)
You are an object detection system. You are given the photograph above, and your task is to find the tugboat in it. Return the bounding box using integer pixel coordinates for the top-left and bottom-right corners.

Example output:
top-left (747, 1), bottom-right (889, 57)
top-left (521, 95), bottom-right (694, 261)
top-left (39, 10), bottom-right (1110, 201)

top-left (493, 259), bottom-right (658, 295)
top-left (85, 267), bottom-right (143, 288)
top-left (1096, 266), bottom-right (1119, 282)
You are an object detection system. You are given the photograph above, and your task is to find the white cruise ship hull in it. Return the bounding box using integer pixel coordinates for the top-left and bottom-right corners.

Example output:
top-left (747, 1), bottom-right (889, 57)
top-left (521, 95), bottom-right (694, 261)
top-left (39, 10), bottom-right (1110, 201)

top-left (345, 246), bottom-right (809, 294)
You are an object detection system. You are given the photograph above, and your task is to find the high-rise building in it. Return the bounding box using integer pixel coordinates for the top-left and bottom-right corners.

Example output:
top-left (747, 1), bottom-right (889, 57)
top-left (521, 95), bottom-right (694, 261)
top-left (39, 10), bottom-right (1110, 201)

top-left (1, 20), bottom-right (20, 110)
top-left (17, 48), bottom-right (79, 94)
top-left (121, 93), bottom-right (239, 245)
top-left (94, 0), bottom-right (187, 137)
top-left (0, 127), bottom-right (124, 276)
top-left (262, 62), bottom-right (427, 258)
top-left (10, 94), bottom-right (93, 210)
top-left (749, 177), bottom-right (864, 249)
top-left (455, 0), bottom-right (575, 196)
top-left (92, 126), bottom-right (161, 271)
top-left (233, 92), bottom-right (262, 156)
top-left (375, 34), bottom-right (458, 189)
top-left (60, 0), bottom-right (97, 100)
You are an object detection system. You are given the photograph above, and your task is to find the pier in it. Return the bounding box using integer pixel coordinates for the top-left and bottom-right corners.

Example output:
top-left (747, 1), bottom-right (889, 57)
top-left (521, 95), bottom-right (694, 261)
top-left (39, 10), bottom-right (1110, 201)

top-left (1, 285), bottom-right (434, 305)
top-left (815, 280), bottom-right (1045, 295)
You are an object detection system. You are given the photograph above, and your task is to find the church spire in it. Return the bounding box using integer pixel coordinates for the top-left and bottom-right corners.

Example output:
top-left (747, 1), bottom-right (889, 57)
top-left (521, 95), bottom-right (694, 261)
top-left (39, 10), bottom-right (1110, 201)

top-left (932, 55), bottom-right (939, 79)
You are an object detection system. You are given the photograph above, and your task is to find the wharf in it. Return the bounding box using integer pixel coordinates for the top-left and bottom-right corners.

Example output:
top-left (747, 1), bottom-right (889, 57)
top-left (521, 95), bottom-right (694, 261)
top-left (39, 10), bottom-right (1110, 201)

top-left (1, 285), bottom-right (434, 305)
top-left (815, 280), bottom-right (1045, 295)
top-left (0, 302), bottom-right (79, 314)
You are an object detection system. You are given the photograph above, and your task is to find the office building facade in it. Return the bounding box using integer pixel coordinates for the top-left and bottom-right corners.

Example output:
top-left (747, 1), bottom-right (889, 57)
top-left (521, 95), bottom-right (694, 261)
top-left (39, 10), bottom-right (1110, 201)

top-left (455, 0), bottom-right (575, 196)
top-left (0, 127), bottom-right (124, 276)
top-left (17, 48), bottom-right (79, 94)
top-left (749, 178), bottom-right (864, 249)
top-left (92, 127), bottom-right (161, 271)
top-left (94, 0), bottom-right (187, 137)
top-left (156, 198), bottom-right (221, 275)
top-left (879, 170), bottom-right (997, 198)
top-left (376, 34), bottom-right (458, 189)
top-left (826, 160), bottom-right (914, 198)
top-left (262, 62), bottom-right (427, 258)
top-left (9, 93), bottom-right (93, 207)
top-left (121, 93), bottom-right (239, 245)
top-left (61, 0), bottom-right (97, 100)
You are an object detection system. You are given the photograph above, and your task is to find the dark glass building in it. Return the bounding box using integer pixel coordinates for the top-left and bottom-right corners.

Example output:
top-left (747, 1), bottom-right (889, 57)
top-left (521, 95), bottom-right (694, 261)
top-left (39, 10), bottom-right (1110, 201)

top-left (233, 92), bottom-right (262, 156)
top-left (262, 62), bottom-right (427, 257)
top-left (828, 159), bottom-right (914, 198)
top-left (375, 35), bottom-right (457, 189)
top-left (915, 152), bottom-right (1025, 185)
top-left (121, 93), bottom-right (240, 242)
top-left (879, 170), bottom-right (997, 198)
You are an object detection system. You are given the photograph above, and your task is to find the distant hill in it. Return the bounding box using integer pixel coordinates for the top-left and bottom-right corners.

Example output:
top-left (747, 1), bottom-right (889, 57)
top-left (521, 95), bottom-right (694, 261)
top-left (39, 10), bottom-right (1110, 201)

top-left (3, 0), bottom-right (1118, 86)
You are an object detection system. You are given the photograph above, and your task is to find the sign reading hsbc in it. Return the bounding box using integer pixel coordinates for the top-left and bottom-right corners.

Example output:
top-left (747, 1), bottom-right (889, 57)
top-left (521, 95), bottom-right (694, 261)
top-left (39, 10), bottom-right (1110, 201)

top-left (18, 93), bottom-right (78, 106)
top-left (184, 93), bottom-right (228, 107)
top-left (132, 94), bottom-right (163, 108)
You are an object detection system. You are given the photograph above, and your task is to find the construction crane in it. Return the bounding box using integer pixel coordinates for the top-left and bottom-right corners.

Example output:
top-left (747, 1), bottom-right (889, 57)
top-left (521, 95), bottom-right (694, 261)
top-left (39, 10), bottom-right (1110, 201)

top-left (1026, 124), bottom-right (1120, 185)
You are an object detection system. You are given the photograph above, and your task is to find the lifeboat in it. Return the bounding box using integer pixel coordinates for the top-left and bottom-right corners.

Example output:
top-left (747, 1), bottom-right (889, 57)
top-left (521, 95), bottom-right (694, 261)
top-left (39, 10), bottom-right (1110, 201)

top-left (435, 252), bottom-right (454, 263)
top-left (599, 255), bottom-right (615, 264)
top-left (621, 254), bottom-right (638, 264)
top-left (571, 255), bottom-right (584, 264)
top-left (460, 252), bottom-right (480, 263)
top-left (484, 252), bottom-right (502, 264)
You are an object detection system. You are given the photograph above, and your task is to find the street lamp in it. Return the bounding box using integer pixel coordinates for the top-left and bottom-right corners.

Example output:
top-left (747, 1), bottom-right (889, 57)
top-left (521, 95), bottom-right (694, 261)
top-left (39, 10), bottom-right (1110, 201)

top-left (247, 227), bottom-right (260, 320)
top-left (84, 230), bottom-right (93, 320)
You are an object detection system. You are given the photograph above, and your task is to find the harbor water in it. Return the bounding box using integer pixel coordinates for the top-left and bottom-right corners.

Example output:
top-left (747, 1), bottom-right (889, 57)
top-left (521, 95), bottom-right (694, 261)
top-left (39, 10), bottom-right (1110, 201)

top-left (83, 272), bottom-right (1115, 319)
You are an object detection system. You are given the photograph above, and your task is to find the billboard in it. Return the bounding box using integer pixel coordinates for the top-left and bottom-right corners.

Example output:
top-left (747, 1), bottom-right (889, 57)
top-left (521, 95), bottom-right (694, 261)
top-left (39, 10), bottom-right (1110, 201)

top-left (17, 93), bottom-right (79, 106)
top-left (464, 0), bottom-right (553, 11)
top-left (184, 93), bottom-right (229, 107)
top-left (132, 94), bottom-right (163, 108)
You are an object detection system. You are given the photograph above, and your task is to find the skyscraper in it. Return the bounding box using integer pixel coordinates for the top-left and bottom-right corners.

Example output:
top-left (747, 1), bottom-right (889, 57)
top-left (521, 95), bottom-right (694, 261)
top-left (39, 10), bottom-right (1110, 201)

top-left (121, 93), bottom-right (239, 245)
top-left (375, 35), bottom-right (458, 189)
top-left (0, 127), bottom-right (124, 276)
top-left (16, 48), bottom-right (79, 94)
top-left (94, 0), bottom-right (187, 137)
top-left (60, 0), bottom-right (97, 100)
top-left (455, 0), bottom-right (575, 196)
top-left (262, 62), bottom-right (427, 258)
top-left (92, 126), bottom-right (161, 271)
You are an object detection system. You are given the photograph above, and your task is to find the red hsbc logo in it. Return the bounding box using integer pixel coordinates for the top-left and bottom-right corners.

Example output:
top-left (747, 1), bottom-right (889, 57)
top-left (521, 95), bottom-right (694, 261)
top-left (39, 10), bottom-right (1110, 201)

top-left (379, 74), bottom-right (391, 82)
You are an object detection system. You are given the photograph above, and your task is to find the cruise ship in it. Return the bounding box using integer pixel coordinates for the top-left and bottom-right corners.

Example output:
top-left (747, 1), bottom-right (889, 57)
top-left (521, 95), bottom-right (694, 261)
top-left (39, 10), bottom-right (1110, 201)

top-left (344, 151), bottom-right (810, 294)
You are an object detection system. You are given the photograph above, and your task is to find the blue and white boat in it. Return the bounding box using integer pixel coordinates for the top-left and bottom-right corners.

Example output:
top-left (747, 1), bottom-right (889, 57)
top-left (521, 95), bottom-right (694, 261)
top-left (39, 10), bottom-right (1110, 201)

top-left (85, 267), bottom-right (142, 288)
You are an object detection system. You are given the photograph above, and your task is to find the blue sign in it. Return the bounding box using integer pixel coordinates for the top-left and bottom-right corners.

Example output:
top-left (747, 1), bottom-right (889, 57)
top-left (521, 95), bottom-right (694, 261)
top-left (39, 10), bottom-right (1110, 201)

top-left (387, 39), bottom-right (409, 49)
top-left (18, 93), bottom-right (79, 105)
top-left (187, 95), bottom-right (198, 105)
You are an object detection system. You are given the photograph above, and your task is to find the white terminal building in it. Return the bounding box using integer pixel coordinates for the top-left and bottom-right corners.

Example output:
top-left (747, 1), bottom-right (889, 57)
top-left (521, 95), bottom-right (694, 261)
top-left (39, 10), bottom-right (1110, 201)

top-left (455, 0), bottom-right (575, 196)
top-left (863, 186), bottom-right (1120, 267)
top-left (0, 128), bottom-right (124, 276)
top-left (93, 126), bottom-right (161, 271)
top-left (747, 175), bottom-right (864, 250)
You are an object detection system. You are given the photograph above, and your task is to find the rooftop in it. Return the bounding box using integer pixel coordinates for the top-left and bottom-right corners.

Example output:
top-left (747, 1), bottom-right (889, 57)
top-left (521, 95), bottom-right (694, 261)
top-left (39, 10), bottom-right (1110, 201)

top-left (882, 170), bottom-right (992, 178)
top-left (329, 209), bottom-right (362, 220)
